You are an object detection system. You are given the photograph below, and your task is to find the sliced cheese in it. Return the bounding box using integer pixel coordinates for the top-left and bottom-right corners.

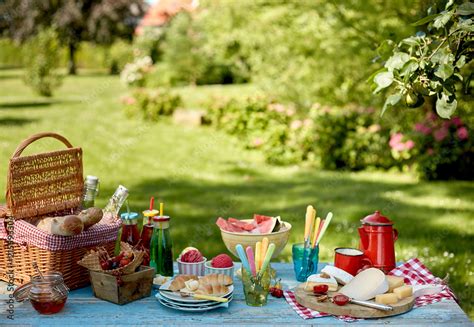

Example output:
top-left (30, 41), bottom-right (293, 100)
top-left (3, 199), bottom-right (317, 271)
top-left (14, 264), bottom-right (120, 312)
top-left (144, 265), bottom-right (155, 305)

top-left (304, 274), bottom-right (338, 292)
top-left (393, 285), bottom-right (413, 299)
top-left (321, 265), bottom-right (354, 285)
top-left (387, 275), bottom-right (405, 292)
top-left (339, 268), bottom-right (388, 301)
top-left (375, 292), bottom-right (398, 305)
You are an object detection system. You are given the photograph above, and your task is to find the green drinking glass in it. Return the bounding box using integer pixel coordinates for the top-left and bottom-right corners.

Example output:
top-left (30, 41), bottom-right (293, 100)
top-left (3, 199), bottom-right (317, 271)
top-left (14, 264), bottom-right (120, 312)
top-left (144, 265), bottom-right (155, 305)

top-left (242, 265), bottom-right (272, 307)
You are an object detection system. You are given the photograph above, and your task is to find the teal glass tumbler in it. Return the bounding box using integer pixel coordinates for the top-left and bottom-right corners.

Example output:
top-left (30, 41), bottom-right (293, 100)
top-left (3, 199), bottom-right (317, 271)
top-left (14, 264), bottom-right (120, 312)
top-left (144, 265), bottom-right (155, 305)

top-left (292, 243), bottom-right (319, 282)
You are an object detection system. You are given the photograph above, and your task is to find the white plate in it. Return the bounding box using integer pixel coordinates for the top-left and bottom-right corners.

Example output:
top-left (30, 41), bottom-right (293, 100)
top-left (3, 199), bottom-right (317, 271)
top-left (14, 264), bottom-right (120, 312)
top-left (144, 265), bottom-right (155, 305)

top-left (156, 292), bottom-right (233, 308)
top-left (157, 296), bottom-right (231, 312)
top-left (159, 278), bottom-right (233, 303)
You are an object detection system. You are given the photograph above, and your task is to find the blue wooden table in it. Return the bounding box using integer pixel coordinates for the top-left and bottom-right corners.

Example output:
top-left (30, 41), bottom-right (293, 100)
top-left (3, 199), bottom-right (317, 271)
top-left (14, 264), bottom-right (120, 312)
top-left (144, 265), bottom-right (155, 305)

top-left (0, 263), bottom-right (471, 326)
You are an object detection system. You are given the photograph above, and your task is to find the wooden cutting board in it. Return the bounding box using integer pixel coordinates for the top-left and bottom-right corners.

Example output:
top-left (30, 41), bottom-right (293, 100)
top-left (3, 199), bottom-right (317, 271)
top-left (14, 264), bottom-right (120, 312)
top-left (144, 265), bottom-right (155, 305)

top-left (294, 284), bottom-right (415, 319)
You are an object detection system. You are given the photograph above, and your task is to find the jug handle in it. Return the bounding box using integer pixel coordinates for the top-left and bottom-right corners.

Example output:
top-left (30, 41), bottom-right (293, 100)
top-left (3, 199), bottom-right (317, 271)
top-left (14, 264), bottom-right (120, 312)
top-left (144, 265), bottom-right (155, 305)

top-left (393, 228), bottom-right (398, 242)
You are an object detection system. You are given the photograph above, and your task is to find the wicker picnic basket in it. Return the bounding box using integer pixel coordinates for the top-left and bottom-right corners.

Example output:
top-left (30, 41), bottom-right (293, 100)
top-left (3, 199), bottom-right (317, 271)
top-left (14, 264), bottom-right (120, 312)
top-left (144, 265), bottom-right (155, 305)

top-left (0, 132), bottom-right (121, 289)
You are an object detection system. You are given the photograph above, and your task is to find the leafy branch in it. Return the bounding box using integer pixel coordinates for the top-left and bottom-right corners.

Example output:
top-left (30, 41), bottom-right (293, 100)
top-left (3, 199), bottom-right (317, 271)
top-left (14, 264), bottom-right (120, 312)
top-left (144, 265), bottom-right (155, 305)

top-left (370, 1), bottom-right (473, 119)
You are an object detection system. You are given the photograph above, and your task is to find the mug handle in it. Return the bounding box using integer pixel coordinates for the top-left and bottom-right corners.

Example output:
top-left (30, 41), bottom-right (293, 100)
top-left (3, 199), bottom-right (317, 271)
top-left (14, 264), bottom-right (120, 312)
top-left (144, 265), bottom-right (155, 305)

top-left (357, 256), bottom-right (373, 274)
top-left (393, 228), bottom-right (399, 242)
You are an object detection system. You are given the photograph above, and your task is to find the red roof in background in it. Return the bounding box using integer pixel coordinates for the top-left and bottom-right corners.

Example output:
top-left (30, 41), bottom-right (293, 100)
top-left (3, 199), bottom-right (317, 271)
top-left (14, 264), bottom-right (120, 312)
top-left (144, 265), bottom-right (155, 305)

top-left (136, 0), bottom-right (198, 34)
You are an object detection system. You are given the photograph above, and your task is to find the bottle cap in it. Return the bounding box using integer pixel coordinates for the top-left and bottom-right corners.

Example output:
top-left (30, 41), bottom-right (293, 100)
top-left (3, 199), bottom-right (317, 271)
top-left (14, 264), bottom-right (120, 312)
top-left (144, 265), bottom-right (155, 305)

top-left (152, 215), bottom-right (170, 222)
top-left (121, 212), bottom-right (139, 220)
top-left (143, 209), bottom-right (159, 217)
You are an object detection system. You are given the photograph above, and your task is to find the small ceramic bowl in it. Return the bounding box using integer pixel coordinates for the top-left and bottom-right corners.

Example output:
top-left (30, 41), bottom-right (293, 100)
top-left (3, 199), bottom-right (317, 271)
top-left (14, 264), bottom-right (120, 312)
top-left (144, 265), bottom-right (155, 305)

top-left (177, 257), bottom-right (207, 276)
top-left (204, 261), bottom-right (234, 279)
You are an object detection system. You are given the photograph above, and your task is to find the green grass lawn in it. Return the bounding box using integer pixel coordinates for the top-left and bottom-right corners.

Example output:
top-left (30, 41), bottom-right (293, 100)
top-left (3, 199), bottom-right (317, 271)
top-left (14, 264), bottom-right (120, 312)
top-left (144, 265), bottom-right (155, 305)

top-left (0, 69), bottom-right (473, 317)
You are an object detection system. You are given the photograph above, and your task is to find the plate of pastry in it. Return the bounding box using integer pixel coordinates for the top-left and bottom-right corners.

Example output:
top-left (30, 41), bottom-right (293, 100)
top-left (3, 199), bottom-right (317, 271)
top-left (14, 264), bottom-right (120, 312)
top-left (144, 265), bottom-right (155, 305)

top-left (158, 273), bottom-right (234, 304)
top-left (156, 293), bottom-right (232, 312)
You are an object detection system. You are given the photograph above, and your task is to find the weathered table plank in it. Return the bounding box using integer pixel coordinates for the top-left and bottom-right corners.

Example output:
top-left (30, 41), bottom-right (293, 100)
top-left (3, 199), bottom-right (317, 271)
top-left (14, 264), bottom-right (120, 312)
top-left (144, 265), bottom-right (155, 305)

top-left (0, 263), bottom-right (471, 326)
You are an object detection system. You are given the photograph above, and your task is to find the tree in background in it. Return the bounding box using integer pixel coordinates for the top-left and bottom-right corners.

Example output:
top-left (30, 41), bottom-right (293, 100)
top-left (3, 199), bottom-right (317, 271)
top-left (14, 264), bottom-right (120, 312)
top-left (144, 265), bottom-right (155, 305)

top-left (22, 28), bottom-right (62, 97)
top-left (371, 1), bottom-right (473, 118)
top-left (0, 0), bottom-right (145, 74)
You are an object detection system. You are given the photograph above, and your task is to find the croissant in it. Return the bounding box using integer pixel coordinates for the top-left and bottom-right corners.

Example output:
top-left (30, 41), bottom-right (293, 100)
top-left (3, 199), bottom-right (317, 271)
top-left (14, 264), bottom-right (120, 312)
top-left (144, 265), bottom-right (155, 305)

top-left (199, 274), bottom-right (233, 286)
top-left (195, 283), bottom-right (229, 296)
top-left (169, 274), bottom-right (198, 291)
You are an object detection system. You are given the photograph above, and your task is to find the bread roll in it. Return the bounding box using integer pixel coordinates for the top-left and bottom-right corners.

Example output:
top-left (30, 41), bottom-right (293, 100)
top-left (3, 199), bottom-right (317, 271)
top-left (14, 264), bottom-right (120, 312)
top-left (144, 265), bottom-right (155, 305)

top-left (169, 275), bottom-right (199, 291)
top-left (195, 284), bottom-right (229, 296)
top-left (78, 207), bottom-right (103, 230)
top-left (200, 273), bottom-right (233, 286)
top-left (37, 215), bottom-right (84, 236)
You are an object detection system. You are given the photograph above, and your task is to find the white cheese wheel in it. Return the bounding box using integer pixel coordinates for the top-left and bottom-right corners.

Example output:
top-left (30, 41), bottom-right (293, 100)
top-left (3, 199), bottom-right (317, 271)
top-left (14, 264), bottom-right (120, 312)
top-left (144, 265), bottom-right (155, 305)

top-left (339, 268), bottom-right (389, 301)
top-left (321, 265), bottom-right (354, 285)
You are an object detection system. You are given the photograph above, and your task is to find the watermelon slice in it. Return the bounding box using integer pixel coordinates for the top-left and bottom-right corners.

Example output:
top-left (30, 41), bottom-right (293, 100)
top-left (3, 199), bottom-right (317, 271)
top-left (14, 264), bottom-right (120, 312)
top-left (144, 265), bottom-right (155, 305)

top-left (254, 214), bottom-right (273, 224)
top-left (228, 218), bottom-right (256, 231)
top-left (217, 215), bottom-right (282, 234)
top-left (216, 217), bottom-right (241, 232)
top-left (255, 216), bottom-right (277, 234)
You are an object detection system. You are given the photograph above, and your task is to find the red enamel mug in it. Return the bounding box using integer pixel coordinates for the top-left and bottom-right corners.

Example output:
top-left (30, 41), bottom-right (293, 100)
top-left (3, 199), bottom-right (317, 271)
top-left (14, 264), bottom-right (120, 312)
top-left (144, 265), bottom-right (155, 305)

top-left (334, 247), bottom-right (372, 276)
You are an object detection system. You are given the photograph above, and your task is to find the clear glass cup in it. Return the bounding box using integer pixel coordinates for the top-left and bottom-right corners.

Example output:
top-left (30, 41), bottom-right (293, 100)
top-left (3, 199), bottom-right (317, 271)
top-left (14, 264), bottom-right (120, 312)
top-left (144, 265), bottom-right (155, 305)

top-left (242, 265), bottom-right (271, 307)
top-left (292, 243), bottom-right (319, 282)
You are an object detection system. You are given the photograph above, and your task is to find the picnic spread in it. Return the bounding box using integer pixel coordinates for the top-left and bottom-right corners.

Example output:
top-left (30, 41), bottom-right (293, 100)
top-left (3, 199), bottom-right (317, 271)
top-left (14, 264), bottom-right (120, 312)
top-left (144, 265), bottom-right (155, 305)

top-left (0, 132), bottom-right (470, 325)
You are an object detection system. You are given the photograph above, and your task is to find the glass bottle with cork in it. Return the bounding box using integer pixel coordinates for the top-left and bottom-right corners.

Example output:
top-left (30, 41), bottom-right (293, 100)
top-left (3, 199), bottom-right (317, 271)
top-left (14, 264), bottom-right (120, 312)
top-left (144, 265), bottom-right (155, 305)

top-left (81, 175), bottom-right (99, 209)
top-left (103, 185), bottom-right (129, 222)
top-left (150, 202), bottom-right (174, 276)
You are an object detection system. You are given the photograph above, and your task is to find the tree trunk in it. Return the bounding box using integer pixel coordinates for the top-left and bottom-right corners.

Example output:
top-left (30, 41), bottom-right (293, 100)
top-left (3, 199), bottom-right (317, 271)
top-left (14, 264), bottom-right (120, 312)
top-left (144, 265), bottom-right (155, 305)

top-left (68, 42), bottom-right (77, 75)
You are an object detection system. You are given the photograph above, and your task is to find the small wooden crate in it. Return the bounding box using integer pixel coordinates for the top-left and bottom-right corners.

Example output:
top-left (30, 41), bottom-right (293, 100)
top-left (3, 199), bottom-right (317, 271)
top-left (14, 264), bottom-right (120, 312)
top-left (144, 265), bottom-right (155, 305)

top-left (89, 266), bottom-right (155, 305)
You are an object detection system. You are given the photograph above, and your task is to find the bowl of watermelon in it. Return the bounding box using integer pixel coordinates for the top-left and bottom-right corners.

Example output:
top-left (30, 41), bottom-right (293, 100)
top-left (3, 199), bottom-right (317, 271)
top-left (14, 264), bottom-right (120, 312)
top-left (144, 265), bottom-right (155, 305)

top-left (216, 214), bottom-right (292, 259)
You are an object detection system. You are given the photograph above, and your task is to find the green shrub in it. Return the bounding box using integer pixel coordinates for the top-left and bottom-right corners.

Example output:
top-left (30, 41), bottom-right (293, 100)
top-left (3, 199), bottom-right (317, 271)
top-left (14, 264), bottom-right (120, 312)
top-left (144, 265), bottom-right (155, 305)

top-left (312, 105), bottom-right (394, 170)
top-left (205, 96), bottom-right (397, 168)
top-left (134, 28), bottom-right (163, 63)
top-left (123, 88), bottom-right (182, 121)
top-left (0, 38), bottom-right (23, 68)
top-left (22, 28), bottom-right (63, 97)
top-left (106, 40), bottom-right (134, 74)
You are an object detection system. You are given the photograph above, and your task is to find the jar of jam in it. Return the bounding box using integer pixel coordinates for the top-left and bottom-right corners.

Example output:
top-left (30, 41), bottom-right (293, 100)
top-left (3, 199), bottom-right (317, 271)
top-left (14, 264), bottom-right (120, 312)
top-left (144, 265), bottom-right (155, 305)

top-left (13, 272), bottom-right (69, 315)
top-left (120, 212), bottom-right (140, 246)
top-left (141, 209), bottom-right (159, 266)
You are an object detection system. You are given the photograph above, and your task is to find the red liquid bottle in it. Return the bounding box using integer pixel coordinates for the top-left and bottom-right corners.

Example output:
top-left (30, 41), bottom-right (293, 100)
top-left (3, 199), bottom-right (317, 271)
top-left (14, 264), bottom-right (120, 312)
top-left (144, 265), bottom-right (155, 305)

top-left (140, 209), bottom-right (158, 266)
top-left (120, 212), bottom-right (140, 246)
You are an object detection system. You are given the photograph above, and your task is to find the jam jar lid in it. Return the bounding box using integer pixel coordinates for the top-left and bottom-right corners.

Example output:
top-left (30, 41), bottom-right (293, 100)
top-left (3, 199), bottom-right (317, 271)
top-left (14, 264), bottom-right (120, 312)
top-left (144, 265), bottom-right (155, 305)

top-left (153, 215), bottom-right (170, 222)
top-left (143, 209), bottom-right (159, 217)
top-left (121, 212), bottom-right (139, 224)
top-left (360, 210), bottom-right (394, 226)
top-left (13, 282), bottom-right (32, 302)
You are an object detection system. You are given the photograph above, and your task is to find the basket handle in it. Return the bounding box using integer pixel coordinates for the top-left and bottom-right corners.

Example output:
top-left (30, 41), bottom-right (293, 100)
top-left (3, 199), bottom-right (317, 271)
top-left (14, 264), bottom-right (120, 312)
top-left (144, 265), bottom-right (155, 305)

top-left (12, 132), bottom-right (74, 158)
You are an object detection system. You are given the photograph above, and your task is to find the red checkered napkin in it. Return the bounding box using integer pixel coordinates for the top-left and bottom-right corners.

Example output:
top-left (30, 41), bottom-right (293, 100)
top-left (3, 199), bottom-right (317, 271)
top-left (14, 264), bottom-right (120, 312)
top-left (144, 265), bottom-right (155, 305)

top-left (284, 258), bottom-right (456, 321)
top-left (388, 258), bottom-right (457, 307)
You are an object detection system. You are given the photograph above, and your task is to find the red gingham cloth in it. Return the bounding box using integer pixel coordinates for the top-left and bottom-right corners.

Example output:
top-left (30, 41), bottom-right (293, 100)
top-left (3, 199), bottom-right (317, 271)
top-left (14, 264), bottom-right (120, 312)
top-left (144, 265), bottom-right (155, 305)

top-left (284, 258), bottom-right (456, 321)
top-left (0, 218), bottom-right (121, 251)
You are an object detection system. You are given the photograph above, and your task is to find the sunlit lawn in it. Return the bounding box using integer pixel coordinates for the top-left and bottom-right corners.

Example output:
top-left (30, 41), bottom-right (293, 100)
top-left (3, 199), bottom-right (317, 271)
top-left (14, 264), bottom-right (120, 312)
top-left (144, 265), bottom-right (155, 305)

top-left (0, 69), bottom-right (472, 317)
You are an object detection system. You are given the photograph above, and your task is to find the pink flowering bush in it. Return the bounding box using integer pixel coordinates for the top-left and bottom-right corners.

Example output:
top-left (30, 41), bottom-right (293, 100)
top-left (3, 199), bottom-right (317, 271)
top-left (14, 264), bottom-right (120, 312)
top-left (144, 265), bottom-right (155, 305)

top-left (123, 88), bottom-right (182, 121)
top-left (397, 113), bottom-right (473, 180)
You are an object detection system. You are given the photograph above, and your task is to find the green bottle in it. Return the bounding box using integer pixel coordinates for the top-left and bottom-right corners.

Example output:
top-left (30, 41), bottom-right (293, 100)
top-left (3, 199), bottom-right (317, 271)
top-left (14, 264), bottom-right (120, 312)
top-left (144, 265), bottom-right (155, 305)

top-left (150, 215), bottom-right (174, 277)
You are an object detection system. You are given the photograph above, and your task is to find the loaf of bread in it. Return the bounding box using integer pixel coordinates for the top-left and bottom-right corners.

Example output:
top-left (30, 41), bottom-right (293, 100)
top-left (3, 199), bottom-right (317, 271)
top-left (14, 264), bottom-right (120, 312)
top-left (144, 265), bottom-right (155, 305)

top-left (36, 215), bottom-right (84, 236)
top-left (78, 207), bottom-right (103, 230)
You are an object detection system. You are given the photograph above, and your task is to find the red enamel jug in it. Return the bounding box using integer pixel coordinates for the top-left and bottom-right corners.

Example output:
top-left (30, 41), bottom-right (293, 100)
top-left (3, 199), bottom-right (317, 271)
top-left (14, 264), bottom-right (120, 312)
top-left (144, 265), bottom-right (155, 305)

top-left (358, 211), bottom-right (398, 273)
